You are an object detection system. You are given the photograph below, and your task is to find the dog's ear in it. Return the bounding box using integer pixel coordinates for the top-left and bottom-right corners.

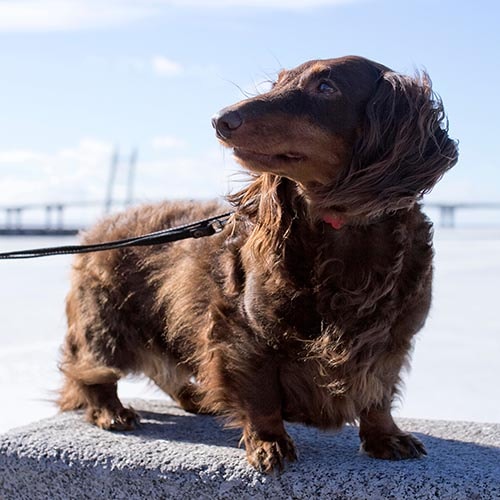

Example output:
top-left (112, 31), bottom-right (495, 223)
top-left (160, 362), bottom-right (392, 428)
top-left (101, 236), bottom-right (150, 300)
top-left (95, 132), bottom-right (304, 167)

top-left (337, 71), bottom-right (459, 213)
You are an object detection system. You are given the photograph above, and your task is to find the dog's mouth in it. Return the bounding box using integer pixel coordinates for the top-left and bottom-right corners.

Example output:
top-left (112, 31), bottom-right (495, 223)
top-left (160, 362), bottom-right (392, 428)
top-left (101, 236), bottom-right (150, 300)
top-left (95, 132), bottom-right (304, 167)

top-left (233, 147), bottom-right (306, 164)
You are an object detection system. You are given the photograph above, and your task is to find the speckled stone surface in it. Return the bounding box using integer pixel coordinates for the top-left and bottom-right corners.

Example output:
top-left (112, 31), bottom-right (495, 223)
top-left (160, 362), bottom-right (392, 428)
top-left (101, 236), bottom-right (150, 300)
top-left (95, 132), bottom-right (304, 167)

top-left (1, 399), bottom-right (499, 499)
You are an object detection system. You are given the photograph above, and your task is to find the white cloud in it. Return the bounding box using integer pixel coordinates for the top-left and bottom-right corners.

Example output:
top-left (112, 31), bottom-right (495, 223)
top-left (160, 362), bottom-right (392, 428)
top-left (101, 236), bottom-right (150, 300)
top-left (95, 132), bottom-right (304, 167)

top-left (151, 136), bottom-right (187, 150)
top-left (86, 55), bottom-right (215, 79)
top-left (0, 150), bottom-right (47, 164)
top-left (0, 0), bottom-right (361, 32)
top-left (151, 56), bottom-right (184, 77)
top-left (0, 139), bottom-right (114, 204)
top-left (0, 1), bottom-right (154, 32)
top-left (132, 154), bottom-right (233, 202)
top-left (0, 140), bottom-right (239, 208)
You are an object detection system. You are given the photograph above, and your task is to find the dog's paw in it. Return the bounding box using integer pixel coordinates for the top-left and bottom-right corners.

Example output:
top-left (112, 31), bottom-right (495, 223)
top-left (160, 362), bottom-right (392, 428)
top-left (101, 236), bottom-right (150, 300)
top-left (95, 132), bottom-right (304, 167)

top-left (244, 432), bottom-right (297, 474)
top-left (87, 406), bottom-right (140, 431)
top-left (361, 432), bottom-right (427, 460)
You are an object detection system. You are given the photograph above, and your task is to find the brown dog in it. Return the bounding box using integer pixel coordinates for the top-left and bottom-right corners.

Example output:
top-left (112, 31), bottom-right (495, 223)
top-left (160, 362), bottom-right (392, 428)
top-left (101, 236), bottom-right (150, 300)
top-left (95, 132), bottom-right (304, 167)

top-left (58, 56), bottom-right (458, 473)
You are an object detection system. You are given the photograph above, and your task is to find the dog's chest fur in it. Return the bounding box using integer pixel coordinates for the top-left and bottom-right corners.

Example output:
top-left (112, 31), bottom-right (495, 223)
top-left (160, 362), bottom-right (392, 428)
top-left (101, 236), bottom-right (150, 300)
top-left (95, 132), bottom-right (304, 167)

top-left (218, 207), bottom-right (433, 425)
top-left (238, 210), bottom-right (430, 345)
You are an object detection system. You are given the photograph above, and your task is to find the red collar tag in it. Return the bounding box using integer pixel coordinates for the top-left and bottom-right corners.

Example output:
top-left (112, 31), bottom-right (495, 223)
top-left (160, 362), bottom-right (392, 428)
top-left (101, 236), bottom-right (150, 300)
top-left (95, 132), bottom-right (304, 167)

top-left (323, 214), bottom-right (345, 230)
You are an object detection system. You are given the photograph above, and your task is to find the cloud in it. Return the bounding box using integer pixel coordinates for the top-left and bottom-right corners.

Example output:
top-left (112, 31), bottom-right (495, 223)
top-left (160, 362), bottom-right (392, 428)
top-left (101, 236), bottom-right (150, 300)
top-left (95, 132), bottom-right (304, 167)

top-left (86, 55), bottom-right (214, 79)
top-left (0, 1), bottom-right (154, 32)
top-left (0, 0), bottom-right (361, 32)
top-left (0, 150), bottom-right (47, 164)
top-left (0, 139), bottom-right (238, 210)
top-left (131, 153), bottom-right (235, 202)
top-left (0, 139), bottom-right (114, 204)
top-left (151, 136), bottom-right (188, 150)
top-left (151, 56), bottom-right (184, 77)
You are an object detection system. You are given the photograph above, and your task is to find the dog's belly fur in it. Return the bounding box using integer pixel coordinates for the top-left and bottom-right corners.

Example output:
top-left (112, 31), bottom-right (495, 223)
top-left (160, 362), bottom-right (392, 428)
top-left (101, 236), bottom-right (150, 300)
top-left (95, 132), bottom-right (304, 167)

top-left (63, 199), bottom-right (433, 430)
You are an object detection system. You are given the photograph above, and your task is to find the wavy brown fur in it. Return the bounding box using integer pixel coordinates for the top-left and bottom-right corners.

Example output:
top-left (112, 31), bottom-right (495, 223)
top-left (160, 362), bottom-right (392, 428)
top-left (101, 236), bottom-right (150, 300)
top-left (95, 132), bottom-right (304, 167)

top-left (59, 56), bottom-right (458, 473)
top-left (309, 71), bottom-right (457, 219)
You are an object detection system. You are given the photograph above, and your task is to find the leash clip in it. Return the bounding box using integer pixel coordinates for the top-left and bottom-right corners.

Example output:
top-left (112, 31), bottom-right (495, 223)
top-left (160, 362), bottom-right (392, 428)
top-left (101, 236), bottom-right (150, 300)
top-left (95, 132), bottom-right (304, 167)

top-left (211, 219), bottom-right (226, 233)
top-left (191, 218), bottom-right (227, 239)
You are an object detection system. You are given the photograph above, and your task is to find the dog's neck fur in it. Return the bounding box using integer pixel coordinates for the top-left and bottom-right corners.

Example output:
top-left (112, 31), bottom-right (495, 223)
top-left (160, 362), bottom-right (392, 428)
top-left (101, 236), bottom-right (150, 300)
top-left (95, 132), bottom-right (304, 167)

top-left (231, 173), bottom-right (423, 295)
top-left (230, 174), bottom-right (412, 247)
top-left (230, 174), bottom-right (432, 374)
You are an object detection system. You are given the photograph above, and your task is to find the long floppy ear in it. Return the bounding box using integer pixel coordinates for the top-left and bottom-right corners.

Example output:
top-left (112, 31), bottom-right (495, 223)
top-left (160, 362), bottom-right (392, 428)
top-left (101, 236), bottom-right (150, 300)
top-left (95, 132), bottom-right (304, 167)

top-left (227, 173), bottom-right (302, 263)
top-left (331, 70), bottom-right (459, 216)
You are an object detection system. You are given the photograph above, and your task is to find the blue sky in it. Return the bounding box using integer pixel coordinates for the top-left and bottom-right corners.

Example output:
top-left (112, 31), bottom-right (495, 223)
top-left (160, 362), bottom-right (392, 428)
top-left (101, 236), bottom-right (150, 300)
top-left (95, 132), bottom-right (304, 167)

top-left (0, 0), bottom-right (499, 206)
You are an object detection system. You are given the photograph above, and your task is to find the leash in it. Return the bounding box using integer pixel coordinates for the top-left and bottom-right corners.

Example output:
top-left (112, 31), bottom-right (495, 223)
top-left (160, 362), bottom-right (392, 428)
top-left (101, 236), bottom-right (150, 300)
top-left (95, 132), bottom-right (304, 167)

top-left (0, 211), bottom-right (234, 260)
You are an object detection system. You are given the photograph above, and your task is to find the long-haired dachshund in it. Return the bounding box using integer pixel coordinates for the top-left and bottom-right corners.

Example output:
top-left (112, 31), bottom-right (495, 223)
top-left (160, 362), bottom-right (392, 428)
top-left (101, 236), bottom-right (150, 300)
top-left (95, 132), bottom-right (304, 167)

top-left (58, 56), bottom-right (458, 473)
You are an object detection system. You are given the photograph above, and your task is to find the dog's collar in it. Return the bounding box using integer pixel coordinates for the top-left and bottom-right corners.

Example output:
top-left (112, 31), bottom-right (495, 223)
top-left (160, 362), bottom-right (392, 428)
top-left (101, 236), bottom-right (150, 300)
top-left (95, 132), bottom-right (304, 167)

top-left (323, 214), bottom-right (346, 230)
top-left (323, 210), bottom-right (399, 230)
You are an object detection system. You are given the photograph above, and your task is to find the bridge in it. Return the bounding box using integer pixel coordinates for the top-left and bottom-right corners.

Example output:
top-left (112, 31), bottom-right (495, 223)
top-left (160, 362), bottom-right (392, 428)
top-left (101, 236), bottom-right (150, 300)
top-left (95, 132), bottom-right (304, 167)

top-left (425, 202), bottom-right (500, 228)
top-left (1, 201), bottom-right (500, 236)
top-left (0, 148), bottom-right (138, 236)
top-left (0, 200), bottom-right (130, 236)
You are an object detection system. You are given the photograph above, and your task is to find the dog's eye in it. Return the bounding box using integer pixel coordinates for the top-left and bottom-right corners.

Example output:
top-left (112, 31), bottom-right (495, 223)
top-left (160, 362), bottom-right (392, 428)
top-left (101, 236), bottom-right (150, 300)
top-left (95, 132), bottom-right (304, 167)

top-left (318, 81), bottom-right (337, 94)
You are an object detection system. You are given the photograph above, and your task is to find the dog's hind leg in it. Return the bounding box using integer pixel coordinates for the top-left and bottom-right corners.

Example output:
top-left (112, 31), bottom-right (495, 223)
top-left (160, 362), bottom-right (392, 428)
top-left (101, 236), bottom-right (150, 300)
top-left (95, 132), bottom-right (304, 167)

top-left (58, 349), bottom-right (140, 431)
top-left (58, 303), bottom-right (140, 431)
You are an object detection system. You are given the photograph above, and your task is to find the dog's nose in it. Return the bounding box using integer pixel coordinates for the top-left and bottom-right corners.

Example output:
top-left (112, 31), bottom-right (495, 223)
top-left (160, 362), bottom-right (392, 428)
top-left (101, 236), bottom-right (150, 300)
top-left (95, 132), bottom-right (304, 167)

top-left (212, 109), bottom-right (243, 139)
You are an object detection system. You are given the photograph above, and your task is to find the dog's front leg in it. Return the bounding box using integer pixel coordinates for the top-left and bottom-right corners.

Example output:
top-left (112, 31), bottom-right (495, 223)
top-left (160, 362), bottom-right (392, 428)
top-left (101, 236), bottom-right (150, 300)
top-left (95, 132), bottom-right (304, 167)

top-left (236, 361), bottom-right (297, 473)
top-left (200, 299), bottom-right (297, 472)
top-left (242, 409), bottom-right (297, 473)
top-left (359, 402), bottom-right (426, 460)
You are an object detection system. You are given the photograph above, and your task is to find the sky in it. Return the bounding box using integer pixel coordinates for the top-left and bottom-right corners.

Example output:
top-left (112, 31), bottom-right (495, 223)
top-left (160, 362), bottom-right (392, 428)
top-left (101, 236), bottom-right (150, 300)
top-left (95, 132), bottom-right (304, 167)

top-left (0, 0), bottom-right (499, 211)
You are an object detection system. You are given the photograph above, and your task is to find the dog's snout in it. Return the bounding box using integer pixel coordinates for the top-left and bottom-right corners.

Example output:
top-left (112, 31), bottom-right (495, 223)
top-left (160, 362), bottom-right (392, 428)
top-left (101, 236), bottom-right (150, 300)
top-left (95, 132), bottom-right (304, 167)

top-left (212, 109), bottom-right (243, 139)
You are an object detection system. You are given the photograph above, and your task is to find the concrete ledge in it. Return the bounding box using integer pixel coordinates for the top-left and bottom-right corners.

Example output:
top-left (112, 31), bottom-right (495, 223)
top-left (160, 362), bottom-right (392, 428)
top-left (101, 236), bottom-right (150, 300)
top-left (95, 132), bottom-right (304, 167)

top-left (1, 399), bottom-right (499, 500)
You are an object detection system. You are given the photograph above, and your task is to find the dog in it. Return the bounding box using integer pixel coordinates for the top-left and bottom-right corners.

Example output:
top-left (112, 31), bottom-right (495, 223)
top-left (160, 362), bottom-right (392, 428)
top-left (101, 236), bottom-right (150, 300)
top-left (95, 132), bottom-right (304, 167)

top-left (58, 55), bottom-right (458, 473)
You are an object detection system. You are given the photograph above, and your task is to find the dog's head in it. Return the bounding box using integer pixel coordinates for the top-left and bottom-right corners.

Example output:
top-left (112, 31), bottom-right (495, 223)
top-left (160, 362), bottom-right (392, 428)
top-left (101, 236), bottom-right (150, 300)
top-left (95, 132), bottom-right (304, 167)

top-left (213, 56), bottom-right (458, 223)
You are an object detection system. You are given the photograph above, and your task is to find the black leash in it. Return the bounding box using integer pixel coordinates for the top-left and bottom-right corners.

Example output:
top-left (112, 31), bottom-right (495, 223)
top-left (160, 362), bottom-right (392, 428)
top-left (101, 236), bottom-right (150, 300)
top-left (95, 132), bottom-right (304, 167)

top-left (0, 212), bottom-right (234, 260)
